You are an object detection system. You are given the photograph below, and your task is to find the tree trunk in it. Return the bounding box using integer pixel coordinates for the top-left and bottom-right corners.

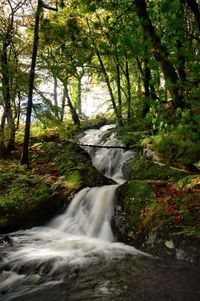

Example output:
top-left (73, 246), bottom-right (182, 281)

top-left (112, 42), bottom-right (123, 124)
top-left (16, 92), bottom-right (21, 130)
top-left (136, 56), bottom-right (150, 115)
top-left (21, 0), bottom-right (42, 165)
top-left (136, 54), bottom-right (158, 116)
top-left (144, 61), bottom-right (158, 112)
top-left (184, 0), bottom-right (200, 31)
top-left (176, 4), bottom-right (187, 83)
top-left (86, 18), bottom-right (123, 126)
top-left (125, 50), bottom-right (131, 121)
top-left (53, 75), bottom-right (59, 118)
top-left (60, 85), bottom-right (66, 122)
top-left (96, 46), bottom-right (123, 126)
top-left (64, 84), bottom-right (80, 127)
top-left (143, 59), bottom-right (151, 115)
top-left (0, 110), bottom-right (7, 154)
top-left (77, 73), bottom-right (83, 116)
top-left (7, 110), bottom-right (16, 152)
top-left (1, 43), bottom-right (15, 153)
top-left (134, 0), bottom-right (184, 108)
top-left (116, 62), bottom-right (122, 121)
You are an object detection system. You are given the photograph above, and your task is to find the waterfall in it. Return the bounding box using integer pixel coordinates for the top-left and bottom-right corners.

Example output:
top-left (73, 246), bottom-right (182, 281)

top-left (79, 125), bottom-right (133, 183)
top-left (49, 185), bottom-right (116, 242)
top-left (45, 124), bottom-right (133, 243)
top-left (1, 125), bottom-right (199, 301)
top-left (0, 124), bottom-right (140, 300)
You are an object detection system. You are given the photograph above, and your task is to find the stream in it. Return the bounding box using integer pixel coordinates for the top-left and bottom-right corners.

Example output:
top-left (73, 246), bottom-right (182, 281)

top-left (0, 125), bottom-right (200, 300)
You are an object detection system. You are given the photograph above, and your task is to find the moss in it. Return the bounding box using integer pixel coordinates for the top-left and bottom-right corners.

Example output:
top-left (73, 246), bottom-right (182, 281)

top-left (142, 132), bottom-right (200, 166)
top-left (0, 136), bottom-right (111, 232)
top-left (174, 175), bottom-right (200, 191)
top-left (173, 192), bottom-right (200, 231)
top-left (118, 176), bottom-right (200, 245)
top-left (120, 180), bottom-right (156, 228)
top-left (126, 156), bottom-right (187, 181)
top-left (35, 141), bottom-right (108, 188)
top-left (0, 165), bottom-right (52, 231)
top-left (65, 171), bottom-right (82, 188)
top-left (174, 227), bottom-right (200, 238)
top-left (116, 127), bottom-right (149, 149)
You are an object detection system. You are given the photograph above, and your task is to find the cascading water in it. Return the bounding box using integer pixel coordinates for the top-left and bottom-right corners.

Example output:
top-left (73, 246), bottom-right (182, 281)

top-left (79, 124), bottom-right (133, 183)
top-left (1, 125), bottom-right (200, 301)
top-left (0, 124), bottom-right (138, 300)
top-left (49, 185), bottom-right (116, 241)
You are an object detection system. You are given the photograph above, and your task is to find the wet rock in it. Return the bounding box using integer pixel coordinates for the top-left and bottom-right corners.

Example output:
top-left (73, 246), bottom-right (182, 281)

top-left (112, 183), bottom-right (137, 245)
top-left (165, 240), bottom-right (175, 250)
top-left (0, 236), bottom-right (13, 246)
top-left (113, 180), bottom-right (200, 263)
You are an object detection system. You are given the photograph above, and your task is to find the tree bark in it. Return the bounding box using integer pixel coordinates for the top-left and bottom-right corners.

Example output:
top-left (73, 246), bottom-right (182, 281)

top-left (0, 110), bottom-right (7, 154)
top-left (134, 0), bottom-right (184, 108)
top-left (125, 50), bottom-right (131, 121)
top-left (0, 42), bottom-right (15, 153)
top-left (53, 76), bottom-right (59, 118)
top-left (16, 91), bottom-right (21, 130)
top-left (60, 85), bottom-right (66, 122)
top-left (86, 18), bottom-right (123, 126)
top-left (116, 61), bottom-right (122, 121)
top-left (96, 46), bottom-right (123, 126)
top-left (136, 56), bottom-right (150, 115)
top-left (64, 84), bottom-right (80, 127)
top-left (136, 53), bottom-right (158, 116)
top-left (21, 0), bottom-right (57, 164)
top-left (78, 142), bottom-right (133, 150)
top-left (21, 0), bottom-right (42, 165)
top-left (77, 75), bottom-right (82, 116)
top-left (184, 0), bottom-right (200, 31)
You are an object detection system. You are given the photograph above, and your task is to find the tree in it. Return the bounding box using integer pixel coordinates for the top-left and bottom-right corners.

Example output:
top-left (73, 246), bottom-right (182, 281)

top-left (38, 6), bottom-right (93, 125)
top-left (21, 0), bottom-right (58, 165)
top-left (134, 0), bottom-right (185, 109)
top-left (0, 0), bottom-right (27, 154)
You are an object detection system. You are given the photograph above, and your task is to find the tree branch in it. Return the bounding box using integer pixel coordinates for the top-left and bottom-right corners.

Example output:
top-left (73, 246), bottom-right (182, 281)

top-left (41, 0), bottom-right (58, 11)
top-left (78, 142), bottom-right (134, 150)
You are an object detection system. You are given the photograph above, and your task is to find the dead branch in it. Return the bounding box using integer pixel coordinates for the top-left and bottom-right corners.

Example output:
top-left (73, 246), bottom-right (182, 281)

top-left (78, 142), bottom-right (134, 150)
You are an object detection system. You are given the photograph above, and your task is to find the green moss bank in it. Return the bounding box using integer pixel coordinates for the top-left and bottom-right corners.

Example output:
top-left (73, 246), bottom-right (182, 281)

top-left (115, 155), bottom-right (200, 262)
top-left (0, 140), bottom-right (110, 233)
top-left (123, 156), bottom-right (188, 181)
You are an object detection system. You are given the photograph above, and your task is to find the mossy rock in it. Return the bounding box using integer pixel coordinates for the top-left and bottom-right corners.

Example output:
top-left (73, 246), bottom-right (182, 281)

top-left (33, 141), bottom-right (111, 189)
top-left (123, 156), bottom-right (188, 182)
top-left (0, 165), bottom-right (56, 232)
top-left (142, 133), bottom-right (200, 167)
top-left (116, 127), bottom-right (149, 150)
top-left (115, 177), bottom-right (200, 261)
top-left (0, 139), bottom-right (111, 232)
top-left (122, 180), bottom-right (156, 225)
top-left (114, 180), bottom-right (157, 244)
top-left (174, 174), bottom-right (200, 191)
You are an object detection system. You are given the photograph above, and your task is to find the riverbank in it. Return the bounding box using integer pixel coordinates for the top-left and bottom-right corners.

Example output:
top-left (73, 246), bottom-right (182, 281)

top-left (1, 123), bottom-right (200, 263)
top-left (0, 134), bottom-right (111, 233)
top-left (114, 126), bottom-right (200, 262)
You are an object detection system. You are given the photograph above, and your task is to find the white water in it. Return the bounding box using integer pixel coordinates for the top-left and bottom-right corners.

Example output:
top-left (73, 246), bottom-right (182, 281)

top-left (79, 124), bottom-right (133, 183)
top-left (49, 185), bottom-right (116, 241)
top-left (0, 124), bottom-right (146, 298)
top-left (1, 125), bottom-right (199, 301)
